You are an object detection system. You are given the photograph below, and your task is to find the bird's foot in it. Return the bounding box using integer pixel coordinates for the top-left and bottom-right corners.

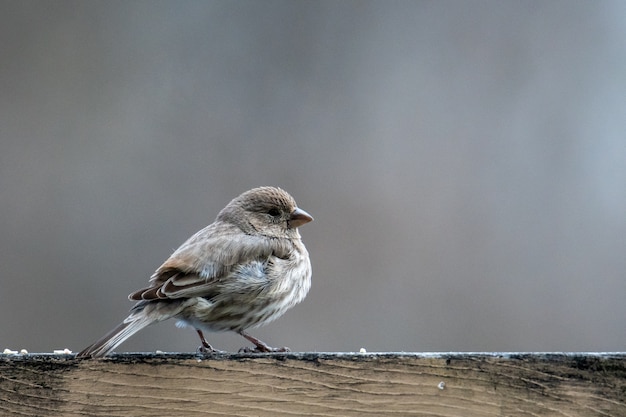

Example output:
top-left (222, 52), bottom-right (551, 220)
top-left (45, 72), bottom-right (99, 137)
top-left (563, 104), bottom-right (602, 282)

top-left (238, 345), bottom-right (291, 353)
top-left (237, 330), bottom-right (290, 353)
top-left (196, 345), bottom-right (224, 355)
top-left (195, 328), bottom-right (224, 355)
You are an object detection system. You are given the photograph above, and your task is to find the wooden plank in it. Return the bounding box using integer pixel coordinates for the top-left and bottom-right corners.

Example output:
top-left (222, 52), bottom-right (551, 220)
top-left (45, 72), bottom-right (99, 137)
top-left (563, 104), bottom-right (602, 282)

top-left (1, 352), bottom-right (625, 416)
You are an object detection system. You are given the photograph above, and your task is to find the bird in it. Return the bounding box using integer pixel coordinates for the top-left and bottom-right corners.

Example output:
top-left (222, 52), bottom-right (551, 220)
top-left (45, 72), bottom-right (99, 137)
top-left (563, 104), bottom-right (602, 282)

top-left (77, 186), bottom-right (312, 358)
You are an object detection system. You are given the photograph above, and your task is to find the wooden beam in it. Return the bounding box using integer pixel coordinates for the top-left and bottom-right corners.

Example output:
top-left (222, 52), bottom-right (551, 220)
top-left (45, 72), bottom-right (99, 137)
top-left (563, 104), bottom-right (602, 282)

top-left (1, 352), bottom-right (625, 416)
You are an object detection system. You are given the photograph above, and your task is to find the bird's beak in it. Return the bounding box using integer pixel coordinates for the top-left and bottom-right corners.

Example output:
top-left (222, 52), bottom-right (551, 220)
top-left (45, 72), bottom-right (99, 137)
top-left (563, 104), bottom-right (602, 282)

top-left (288, 207), bottom-right (313, 228)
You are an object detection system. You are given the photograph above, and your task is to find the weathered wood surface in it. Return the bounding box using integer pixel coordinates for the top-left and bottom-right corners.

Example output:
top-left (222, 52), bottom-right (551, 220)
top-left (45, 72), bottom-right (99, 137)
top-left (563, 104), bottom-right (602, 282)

top-left (1, 352), bottom-right (625, 416)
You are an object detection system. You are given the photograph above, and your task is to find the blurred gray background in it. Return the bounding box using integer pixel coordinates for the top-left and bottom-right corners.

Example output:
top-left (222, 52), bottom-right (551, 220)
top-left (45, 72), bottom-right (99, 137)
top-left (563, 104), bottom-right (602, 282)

top-left (2, 1), bottom-right (625, 354)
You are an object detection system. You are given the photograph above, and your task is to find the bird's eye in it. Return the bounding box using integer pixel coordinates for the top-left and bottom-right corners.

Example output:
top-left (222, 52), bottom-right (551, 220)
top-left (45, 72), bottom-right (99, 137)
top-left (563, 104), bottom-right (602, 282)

top-left (267, 208), bottom-right (281, 217)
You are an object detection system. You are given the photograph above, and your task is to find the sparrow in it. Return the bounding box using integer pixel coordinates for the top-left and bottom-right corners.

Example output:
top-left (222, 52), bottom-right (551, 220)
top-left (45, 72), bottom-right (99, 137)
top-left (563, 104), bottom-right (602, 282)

top-left (78, 186), bottom-right (312, 358)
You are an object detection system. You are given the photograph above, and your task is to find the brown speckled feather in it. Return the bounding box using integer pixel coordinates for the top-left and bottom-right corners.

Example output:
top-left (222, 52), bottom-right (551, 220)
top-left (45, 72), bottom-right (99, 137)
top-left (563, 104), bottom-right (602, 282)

top-left (129, 224), bottom-right (297, 301)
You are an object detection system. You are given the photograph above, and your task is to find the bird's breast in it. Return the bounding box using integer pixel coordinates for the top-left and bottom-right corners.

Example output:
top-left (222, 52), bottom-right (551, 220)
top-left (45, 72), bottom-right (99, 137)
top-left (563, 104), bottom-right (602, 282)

top-left (178, 246), bottom-right (311, 332)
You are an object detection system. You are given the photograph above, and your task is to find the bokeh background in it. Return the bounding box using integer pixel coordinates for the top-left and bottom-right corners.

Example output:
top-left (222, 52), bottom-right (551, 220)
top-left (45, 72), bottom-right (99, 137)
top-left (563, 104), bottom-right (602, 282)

top-left (2, 1), bottom-right (625, 354)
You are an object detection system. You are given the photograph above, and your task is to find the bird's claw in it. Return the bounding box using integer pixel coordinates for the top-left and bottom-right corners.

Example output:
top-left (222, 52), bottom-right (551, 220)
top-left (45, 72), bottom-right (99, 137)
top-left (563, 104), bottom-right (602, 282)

top-left (238, 345), bottom-right (291, 353)
top-left (197, 345), bottom-right (224, 356)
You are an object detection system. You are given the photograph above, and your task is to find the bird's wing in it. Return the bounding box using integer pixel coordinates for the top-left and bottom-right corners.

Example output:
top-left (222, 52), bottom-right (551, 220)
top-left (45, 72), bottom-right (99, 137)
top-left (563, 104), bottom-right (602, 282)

top-left (128, 223), bottom-right (292, 301)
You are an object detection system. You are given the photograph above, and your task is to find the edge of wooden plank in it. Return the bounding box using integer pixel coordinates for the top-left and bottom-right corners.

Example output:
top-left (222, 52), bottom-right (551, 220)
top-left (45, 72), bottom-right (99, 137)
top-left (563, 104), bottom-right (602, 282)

top-left (3, 351), bottom-right (626, 360)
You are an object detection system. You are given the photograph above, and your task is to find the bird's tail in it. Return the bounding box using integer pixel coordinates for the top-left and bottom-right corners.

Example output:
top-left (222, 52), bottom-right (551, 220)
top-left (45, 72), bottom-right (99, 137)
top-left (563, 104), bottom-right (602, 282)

top-left (77, 304), bottom-right (156, 358)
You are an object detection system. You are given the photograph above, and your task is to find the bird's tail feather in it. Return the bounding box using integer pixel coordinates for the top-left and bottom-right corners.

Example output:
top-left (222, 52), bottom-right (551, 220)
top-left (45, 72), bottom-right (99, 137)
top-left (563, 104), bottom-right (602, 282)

top-left (77, 310), bottom-right (156, 358)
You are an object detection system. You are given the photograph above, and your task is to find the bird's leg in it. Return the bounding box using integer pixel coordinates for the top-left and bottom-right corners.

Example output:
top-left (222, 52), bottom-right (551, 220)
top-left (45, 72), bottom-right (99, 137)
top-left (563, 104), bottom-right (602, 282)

top-left (238, 330), bottom-right (291, 353)
top-left (195, 329), bottom-right (220, 354)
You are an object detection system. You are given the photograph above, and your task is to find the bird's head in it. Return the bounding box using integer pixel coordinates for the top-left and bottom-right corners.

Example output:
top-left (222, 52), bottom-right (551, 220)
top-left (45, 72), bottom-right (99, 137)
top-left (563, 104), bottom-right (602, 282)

top-left (218, 186), bottom-right (313, 238)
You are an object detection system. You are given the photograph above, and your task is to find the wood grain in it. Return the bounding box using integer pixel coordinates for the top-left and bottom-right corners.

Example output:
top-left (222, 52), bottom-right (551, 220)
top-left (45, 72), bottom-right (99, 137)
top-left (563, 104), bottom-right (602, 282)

top-left (1, 352), bottom-right (625, 416)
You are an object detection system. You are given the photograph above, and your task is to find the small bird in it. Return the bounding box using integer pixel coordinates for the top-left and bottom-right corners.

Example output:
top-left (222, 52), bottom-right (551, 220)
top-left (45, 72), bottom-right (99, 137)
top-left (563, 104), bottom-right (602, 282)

top-left (78, 186), bottom-right (312, 358)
